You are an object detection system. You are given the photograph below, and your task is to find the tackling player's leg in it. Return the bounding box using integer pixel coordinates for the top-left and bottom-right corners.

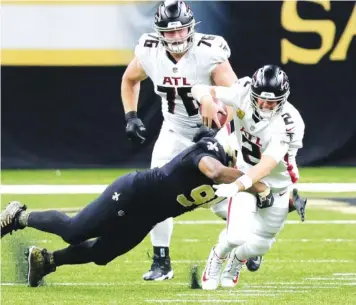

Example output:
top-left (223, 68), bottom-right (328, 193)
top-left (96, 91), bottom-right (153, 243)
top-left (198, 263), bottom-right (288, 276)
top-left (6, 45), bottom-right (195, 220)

top-left (25, 225), bottom-right (153, 287)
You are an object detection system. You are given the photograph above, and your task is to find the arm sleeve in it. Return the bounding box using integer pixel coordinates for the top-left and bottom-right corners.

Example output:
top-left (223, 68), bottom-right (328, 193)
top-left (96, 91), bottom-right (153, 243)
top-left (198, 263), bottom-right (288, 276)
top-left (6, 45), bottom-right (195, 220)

top-left (262, 134), bottom-right (290, 163)
top-left (191, 83), bottom-right (241, 107)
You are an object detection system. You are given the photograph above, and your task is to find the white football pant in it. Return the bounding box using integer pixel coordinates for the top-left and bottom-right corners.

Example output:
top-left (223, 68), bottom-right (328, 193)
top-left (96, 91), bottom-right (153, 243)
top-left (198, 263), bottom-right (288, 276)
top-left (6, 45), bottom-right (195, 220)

top-left (216, 191), bottom-right (289, 259)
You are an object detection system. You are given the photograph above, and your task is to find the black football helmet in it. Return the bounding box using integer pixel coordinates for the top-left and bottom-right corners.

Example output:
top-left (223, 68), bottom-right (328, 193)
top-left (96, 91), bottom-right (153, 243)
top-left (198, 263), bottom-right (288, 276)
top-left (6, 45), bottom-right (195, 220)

top-left (250, 65), bottom-right (290, 120)
top-left (154, 0), bottom-right (197, 53)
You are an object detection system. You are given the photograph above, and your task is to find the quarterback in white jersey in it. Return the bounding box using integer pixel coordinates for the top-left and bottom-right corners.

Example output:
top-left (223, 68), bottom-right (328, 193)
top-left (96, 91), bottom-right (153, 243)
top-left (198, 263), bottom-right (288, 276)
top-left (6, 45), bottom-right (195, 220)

top-left (192, 64), bottom-right (306, 290)
top-left (121, 0), bottom-right (242, 281)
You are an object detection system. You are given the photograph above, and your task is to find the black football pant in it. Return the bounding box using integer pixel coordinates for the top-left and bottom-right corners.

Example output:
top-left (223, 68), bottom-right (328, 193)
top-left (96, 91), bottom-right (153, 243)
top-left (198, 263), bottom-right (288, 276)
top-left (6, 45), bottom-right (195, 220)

top-left (27, 173), bottom-right (155, 266)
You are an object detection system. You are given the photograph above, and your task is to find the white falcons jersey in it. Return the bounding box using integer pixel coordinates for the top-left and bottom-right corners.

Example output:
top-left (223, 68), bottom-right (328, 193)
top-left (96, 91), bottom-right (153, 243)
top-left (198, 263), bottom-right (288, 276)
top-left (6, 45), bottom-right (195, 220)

top-left (216, 77), bottom-right (305, 189)
top-left (135, 32), bottom-right (231, 131)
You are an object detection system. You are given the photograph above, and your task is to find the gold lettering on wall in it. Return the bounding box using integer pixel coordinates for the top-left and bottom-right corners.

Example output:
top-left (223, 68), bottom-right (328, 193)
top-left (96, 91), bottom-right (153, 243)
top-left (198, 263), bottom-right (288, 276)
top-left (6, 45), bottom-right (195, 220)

top-left (281, 0), bottom-right (355, 64)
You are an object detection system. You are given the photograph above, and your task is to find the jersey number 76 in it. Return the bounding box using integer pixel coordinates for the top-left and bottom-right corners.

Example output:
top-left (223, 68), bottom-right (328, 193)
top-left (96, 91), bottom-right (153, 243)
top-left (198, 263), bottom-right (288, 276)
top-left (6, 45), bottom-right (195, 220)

top-left (157, 86), bottom-right (199, 116)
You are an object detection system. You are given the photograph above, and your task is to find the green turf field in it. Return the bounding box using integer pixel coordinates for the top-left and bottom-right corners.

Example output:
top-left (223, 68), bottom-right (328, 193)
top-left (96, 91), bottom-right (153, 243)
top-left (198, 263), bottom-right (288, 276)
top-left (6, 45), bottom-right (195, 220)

top-left (1, 169), bottom-right (356, 304)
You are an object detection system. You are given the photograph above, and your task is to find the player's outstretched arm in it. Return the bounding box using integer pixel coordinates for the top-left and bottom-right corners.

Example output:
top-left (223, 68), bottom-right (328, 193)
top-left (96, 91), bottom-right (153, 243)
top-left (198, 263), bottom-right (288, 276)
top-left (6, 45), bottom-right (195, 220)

top-left (121, 56), bottom-right (148, 144)
top-left (121, 56), bottom-right (147, 113)
top-left (211, 60), bottom-right (238, 123)
top-left (198, 156), bottom-right (240, 184)
top-left (214, 136), bottom-right (290, 198)
top-left (198, 156), bottom-right (272, 192)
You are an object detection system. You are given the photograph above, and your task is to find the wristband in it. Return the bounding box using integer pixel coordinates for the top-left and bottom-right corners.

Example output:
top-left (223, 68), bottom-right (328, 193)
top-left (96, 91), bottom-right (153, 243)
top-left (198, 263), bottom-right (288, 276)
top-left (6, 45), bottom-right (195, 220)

top-left (237, 174), bottom-right (253, 190)
top-left (258, 188), bottom-right (271, 199)
top-left (125, 111), bottom-right (138, 121)
top-left (192, 85), bottom-right (211, 102)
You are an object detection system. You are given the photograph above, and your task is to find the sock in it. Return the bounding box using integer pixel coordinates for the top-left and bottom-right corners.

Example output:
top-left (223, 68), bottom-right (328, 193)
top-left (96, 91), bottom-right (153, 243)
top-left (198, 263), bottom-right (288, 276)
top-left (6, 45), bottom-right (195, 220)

top-left (150, 217), bottom-right (173, 247)
top-left (18, 211), bottom-right (30, 227)
top-left (154, 246), bottom-right (169, 258)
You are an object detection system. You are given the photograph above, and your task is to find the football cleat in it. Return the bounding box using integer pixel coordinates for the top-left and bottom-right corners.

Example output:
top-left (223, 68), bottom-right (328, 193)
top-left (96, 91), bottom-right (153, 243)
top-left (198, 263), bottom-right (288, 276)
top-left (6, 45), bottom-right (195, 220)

top-left (220, 249), bottom-right (246, 288)
top-left (143, 254), bottom-right (174, 281)
top-left (246, 256), bottom-right (263, 272)
top-left (201, 247), bottom-right (226, 290)
top-left (1, 201), bottom-right (27, 238)
top-left (26, 246), bottom-right (56, 287)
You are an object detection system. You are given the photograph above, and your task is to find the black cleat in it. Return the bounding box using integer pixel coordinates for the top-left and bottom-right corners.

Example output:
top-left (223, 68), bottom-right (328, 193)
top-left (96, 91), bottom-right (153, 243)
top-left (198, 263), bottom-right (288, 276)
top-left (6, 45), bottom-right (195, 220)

top-left (246, 256), bottom-right (263, 272)
top-left (26, 246), bottom-right (56, 287)
top-left (1, 201), bottom-right (27, 238)
top-left (143, 254), bottom-right (174, 281)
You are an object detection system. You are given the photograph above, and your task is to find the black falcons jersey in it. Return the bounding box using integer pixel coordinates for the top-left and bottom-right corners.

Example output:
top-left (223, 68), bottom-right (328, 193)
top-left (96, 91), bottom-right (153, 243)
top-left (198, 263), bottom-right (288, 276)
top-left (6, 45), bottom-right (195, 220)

top-left (132, 137), bottom-right (229, 219)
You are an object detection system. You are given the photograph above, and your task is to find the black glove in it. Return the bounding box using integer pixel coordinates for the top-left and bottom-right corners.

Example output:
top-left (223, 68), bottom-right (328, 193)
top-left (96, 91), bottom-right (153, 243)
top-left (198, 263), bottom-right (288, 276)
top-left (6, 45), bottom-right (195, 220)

top-left (125, 111), bottom-right (146, 144)
top-left (256, 188), bottom-right (274, 209)
top-left (193, 125), bottom-right (218, 143)
top-left (290, 188), bottom-right (307, 222)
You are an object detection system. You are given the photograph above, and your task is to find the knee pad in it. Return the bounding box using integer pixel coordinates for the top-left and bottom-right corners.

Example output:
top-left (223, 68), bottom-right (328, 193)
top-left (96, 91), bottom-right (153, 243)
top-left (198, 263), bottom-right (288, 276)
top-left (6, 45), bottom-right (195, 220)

top-left (61, 225), bottom-right (84, 245)
top-left (92, 248), bottom-right (115, 266)
top-left (225, 231), bottom-right (249, 248)
top-left (248, 236), bottom-right (274, 256)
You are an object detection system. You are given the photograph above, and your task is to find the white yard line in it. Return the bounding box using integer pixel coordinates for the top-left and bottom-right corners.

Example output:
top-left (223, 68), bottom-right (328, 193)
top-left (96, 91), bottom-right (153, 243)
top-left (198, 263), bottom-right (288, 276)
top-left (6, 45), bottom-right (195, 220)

top-left (174, 220), bottom-right (356, 225)
top-left (0, 282), bottom-right (189, 287)
top-left (277, 238), bottom-right (355, 242)
top-left (304, 277), bottom-right (356, 281)
top-left (24, 238), bottom-right (355, 244)
top-left (178, 290), bottom-right (308, 295)
top-left (119, 259), bottom-right (353, 264)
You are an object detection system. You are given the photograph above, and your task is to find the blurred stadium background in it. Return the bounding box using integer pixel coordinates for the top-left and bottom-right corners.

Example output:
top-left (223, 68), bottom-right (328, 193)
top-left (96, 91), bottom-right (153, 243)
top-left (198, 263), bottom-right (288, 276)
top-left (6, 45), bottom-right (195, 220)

top-left (1, 1), bottom-right (356, 304)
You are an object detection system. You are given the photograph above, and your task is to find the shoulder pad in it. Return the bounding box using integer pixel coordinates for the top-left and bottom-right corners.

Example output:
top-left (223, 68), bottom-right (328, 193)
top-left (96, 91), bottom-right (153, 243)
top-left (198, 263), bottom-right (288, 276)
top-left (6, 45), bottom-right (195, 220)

top-left (134, 33), bottom-right (160, 75)
top-left (194, 34), bottom-right (231, 73)
top-left (197, 137), bottom-right (225, 157)
top-left (280, 103), bottom-right (305, 148)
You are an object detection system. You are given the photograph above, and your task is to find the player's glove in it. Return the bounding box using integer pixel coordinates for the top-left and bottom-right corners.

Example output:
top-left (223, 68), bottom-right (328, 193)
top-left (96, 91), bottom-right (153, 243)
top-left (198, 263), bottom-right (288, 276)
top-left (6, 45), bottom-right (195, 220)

top-left (289, 188), bottom-right (307, 222)
top-left (213, 183), bottom-right (239, 198)
top-left (125, 111), bottom-right (146, 144)
top-left (256, 188), bottom-right (274, 209)
top-left (193, 125), bottom-right (218, 143)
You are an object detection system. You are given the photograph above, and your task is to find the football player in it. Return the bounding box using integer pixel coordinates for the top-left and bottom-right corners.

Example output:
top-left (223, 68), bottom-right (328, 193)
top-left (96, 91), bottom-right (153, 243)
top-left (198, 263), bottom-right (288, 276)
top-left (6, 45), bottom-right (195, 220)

top-left (121, 0), bottom-right (238, 280)
top-left (0, 127), bottom-right (271, 288)
top-left (192, 64), bottom-right (307, 290)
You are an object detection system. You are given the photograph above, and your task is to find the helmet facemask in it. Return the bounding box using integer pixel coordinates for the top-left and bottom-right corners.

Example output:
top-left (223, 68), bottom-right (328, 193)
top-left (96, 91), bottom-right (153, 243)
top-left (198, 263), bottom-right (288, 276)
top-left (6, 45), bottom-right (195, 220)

top-left (250, 66), bottom-right (291, 120)
top-left (250, 90), bottom-right (289, 120)
top-left (154, 19), bottom-right (196, 54)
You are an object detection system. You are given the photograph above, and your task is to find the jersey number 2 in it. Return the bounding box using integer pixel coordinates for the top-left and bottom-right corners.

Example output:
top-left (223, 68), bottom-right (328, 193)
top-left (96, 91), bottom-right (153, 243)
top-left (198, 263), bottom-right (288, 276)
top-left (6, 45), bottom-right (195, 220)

top-left (157, 86), bottom-right (199, 116)
top-left (177, 185), bottom-right (225, 208)
top-left (241, 134), bottom-right (261, 165)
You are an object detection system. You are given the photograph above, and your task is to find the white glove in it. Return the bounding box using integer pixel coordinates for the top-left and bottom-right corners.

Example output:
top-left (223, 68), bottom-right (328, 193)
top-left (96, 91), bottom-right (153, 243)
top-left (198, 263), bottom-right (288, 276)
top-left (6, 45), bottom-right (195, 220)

top-left (213, 183), bottom-right (239, 198)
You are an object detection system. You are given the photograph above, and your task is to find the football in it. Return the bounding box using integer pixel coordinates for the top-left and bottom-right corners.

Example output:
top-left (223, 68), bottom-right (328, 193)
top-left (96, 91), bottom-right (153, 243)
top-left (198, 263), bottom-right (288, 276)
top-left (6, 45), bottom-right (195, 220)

top-left (212, 98), bottom-right (228, 129)
top-left (199, 97), bottom-right (228, 129)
